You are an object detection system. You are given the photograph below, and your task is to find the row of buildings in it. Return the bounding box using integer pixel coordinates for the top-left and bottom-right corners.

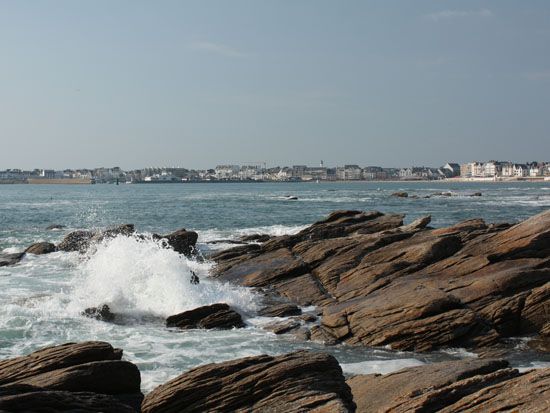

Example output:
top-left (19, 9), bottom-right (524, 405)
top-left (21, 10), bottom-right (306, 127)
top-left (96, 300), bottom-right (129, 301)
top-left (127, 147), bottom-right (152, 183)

top-left (459, 161), bottom-right (550, 179)
top-left (1, 161), bottom-right (549, 183)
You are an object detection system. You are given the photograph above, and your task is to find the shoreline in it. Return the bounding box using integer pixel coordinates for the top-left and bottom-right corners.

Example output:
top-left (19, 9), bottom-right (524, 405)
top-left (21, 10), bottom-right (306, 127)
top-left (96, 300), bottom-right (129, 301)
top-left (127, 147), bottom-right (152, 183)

top-left (1, 177), bottom-right (549, 185)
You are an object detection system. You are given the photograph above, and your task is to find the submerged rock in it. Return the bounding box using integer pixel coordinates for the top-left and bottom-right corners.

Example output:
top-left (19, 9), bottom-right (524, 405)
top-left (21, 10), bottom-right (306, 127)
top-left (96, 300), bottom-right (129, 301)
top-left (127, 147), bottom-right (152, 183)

top-left (213, 209), bottom-right (550, 352)
top-left (0, 341), bottom-right (142, 412)
top-left (0, 252), bottom-right (25, 267)
top-left (82, 304), bottom-right (116, 322)
top-left (25, 242), bottom-right (56, 255)
top-left (391, 191), bottom-right (408, 198)
top-left (141, 351), bottom-right (355, 413)
top-left (166, 303), bottom-right (244, 330)
top-left (45, 224), bottom-right (66, 230)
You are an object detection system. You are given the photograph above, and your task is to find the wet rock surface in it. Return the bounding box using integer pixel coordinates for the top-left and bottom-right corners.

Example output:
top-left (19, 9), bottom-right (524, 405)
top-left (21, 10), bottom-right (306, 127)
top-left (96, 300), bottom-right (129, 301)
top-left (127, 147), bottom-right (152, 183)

top-left (166, 303), bottom-right (245, 330)
top-left (57, 229), bottom-right (95, 252)
top-left (258, 302), bottom-right (302, 317)
top-left (347, 358), bottom-right (549, 413)
top-left (24, 242), bottom-right (57, 255)
top-left (141, 350), bottom-right (355, 413)
top-left (213, 210), bottom-right (550, 352)
top-left (0, 252), bottom-right (25, 267)
top-left (0, 341), bottom-right (142, 412)
top-left (156, 228), bottom-right (199, 256)
top-left (82, 304), bottom-right (116, 322)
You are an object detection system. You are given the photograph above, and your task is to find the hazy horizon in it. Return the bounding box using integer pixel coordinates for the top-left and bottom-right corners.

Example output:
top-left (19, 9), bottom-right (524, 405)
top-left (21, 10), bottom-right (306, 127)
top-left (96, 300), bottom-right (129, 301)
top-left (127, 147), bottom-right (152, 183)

top-left (1, 0), bottom-right (549, 170)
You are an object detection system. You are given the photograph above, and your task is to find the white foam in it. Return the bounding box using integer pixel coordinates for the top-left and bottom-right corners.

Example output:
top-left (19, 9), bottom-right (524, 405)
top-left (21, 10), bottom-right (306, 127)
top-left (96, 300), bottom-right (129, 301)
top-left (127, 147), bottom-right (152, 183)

top-left (340, 358), bottom-right (425, 375)
top-left (517, 361), bottom-right (550, 372)
top-left (440, 348), bottom-right (478, 358)
top-left (198, 224), bottom-right (308, 244)
top-left (68, 235), bottom-right (259, 318)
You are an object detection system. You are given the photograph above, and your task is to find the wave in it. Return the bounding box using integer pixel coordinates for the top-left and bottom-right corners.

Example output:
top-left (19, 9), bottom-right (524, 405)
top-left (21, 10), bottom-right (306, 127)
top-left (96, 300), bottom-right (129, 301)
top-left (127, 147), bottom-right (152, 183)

top-left (67, 235), bottom-right (259, 318)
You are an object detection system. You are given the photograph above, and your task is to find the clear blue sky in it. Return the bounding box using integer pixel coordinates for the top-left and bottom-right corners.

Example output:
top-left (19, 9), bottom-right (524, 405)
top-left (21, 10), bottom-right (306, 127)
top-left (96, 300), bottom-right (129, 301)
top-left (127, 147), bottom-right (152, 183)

top-left (1, 0), bottom-right (549, 169)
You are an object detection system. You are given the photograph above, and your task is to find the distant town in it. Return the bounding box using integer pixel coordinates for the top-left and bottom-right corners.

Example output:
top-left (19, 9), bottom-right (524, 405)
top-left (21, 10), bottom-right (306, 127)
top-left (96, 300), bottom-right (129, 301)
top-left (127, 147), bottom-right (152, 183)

top-left (1, 160), bottom-right (550, 184)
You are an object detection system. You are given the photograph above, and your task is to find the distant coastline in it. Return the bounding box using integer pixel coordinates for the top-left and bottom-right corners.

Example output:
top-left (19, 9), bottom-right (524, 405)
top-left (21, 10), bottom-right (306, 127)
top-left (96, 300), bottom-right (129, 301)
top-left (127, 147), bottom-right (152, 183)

top-left (1, 177), bottom-right (549, 185)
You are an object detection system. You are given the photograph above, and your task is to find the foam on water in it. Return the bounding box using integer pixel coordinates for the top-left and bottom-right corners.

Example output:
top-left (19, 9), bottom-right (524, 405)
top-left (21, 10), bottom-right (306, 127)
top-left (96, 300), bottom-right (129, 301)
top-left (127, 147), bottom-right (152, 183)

top-left (517, 361), bottom-right (550, 372)
top-left (69, 235), bottom-right (259, 318)
top-left (198, 224), bottom-right (308, 244)
top-left (340, 358), bottom-right (425, 375)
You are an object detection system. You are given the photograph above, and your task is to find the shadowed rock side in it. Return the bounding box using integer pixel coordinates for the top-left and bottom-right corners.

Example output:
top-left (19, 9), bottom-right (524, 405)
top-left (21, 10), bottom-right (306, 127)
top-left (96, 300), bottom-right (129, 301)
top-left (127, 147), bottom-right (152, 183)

top-left (212, 210), bottom-right (550, 351)
top-left (55, 224), bottom-right (198, 257)
top-left (347, 358), bottom-right (549, 413)
top-left (0, 252), bottom-right (25, 267)
top-left (141, 350), bottom-right (355, 413)
top-left (166, 303), bottom-right (245, 329)
top-left (0, 341), bottom-right (142, 412)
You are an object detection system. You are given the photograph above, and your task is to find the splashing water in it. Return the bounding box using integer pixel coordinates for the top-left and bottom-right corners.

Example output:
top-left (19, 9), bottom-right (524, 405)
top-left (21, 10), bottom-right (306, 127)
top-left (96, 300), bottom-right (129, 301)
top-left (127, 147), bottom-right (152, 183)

top-left (69, 235), bottom-right (259, 318)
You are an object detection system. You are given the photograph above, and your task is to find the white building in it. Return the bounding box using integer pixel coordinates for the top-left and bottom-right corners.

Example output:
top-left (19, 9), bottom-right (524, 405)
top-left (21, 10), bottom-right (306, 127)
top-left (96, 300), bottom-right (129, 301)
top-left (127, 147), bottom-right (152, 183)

top-left (483, 161), bottom-right (501, 177)
top-left (513, 164), bottom-right (528, 177)
top-left (215, 165), bottom-right (240, 180)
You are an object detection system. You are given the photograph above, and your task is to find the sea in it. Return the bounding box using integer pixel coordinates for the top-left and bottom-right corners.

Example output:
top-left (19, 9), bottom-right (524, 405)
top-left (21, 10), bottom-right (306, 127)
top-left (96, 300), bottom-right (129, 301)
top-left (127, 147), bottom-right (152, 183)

top-left (1, 181), bottom-right (549, 391)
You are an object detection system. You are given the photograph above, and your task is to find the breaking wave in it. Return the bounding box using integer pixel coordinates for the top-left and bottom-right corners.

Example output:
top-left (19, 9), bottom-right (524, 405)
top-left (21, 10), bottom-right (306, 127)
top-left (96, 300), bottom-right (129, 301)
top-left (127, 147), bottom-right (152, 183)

top-left (68, 235), bottom-right (259, 318)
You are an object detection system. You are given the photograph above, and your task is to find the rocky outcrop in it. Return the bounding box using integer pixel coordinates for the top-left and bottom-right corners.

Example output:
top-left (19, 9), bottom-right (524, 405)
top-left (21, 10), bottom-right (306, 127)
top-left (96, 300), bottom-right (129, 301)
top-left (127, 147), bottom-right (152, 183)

top-left (57, 224), bottom-right (135, 252)
top-left (155, 228), bottom-right (198, 256)
top-left (258, 302), bottom-right (302, 317)
top-left (240, 233), bottom-right (272, 242)
top-left (166, 303), bottom-right (245, 329)
top-left (57, 230), bottom-right (95, 252)
top-left (0, 252), bottom-right (25, 267)
top-left (213, 210), bottom-right (550, 352)
top-left (0, 341), bottom-right (142, 412)
top-left (0, 387), bottom-right (137, 413)
top-left (55, 224), bottom-right (198, 257)
top-left (347, 359), bottom-right (549, 413)
top-left (82, 304), bottom-right (116, 322)
top-left (25, 242), bottom-right (57, 255)
top-left (141, 350), bottom-right (355, 413)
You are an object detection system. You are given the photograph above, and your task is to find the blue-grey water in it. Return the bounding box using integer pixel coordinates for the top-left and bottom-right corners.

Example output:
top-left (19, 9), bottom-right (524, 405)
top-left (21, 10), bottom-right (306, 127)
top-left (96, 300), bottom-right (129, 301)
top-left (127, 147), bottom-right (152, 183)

top-left (1, 182), bottom-right (549, 391)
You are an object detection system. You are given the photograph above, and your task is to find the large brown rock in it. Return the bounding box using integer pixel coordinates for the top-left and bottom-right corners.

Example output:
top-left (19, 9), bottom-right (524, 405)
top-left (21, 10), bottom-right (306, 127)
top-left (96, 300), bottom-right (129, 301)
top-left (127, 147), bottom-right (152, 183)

top-left (166, 303), bottom-right (245, 329)
top-left (347, 358), bottom-right (517, 413)
top-left (0, 342), bottom-right (122, 385)
top-left (213, 210), bottom-right (550, 351)
top-left (0, 342), bottom-right (142, 412)
top-left (141, 351), bottom-right (355, 413)
top-left (439, 367), bottom-right (550, 412)
top-left (0, 388), bottom-right (136, 413)
top-left (157, 228), bottom-right (198, 256)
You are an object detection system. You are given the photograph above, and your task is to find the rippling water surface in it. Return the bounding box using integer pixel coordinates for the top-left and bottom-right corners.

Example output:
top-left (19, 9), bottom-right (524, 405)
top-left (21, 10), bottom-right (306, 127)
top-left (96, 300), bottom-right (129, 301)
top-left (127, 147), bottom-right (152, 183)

top-left (1, 182), bottom-right (549, 391)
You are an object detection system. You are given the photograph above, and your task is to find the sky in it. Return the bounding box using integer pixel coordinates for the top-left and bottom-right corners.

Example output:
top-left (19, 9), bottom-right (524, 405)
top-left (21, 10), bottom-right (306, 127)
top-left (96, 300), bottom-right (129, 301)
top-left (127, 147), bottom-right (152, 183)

top-left (0, 0), bottom-right (549, 169)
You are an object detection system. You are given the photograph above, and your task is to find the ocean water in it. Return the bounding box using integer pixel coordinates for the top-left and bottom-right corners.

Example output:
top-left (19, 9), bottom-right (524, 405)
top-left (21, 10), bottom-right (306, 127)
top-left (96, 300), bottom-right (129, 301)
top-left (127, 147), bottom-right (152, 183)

top-left (0, 181), bottom-right (549, 391)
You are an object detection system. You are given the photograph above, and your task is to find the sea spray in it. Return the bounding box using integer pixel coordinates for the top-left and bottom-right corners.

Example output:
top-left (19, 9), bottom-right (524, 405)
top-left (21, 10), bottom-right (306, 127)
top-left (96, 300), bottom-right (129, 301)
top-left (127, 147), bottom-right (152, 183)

top-left (69, 234), bottom-right (259, 318)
